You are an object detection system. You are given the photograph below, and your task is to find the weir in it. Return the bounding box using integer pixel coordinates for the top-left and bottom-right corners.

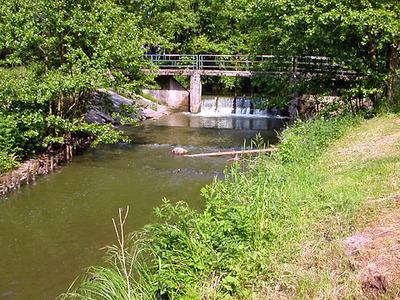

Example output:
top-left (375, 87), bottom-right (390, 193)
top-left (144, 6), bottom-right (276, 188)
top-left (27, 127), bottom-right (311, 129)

top-left (144, 54), bottom-right (356, 113)
top-left (200, 96), bottom-right (279, 117)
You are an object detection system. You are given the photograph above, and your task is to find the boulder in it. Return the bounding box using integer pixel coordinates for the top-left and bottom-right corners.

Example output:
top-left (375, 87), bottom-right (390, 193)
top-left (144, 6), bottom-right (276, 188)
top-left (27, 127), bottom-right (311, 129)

top-left (172, 147), bottom-right (188, 155)
top-left (85, 109), bottom-right (118, 125)
top-left (85, 90), bottom-right (171, 125)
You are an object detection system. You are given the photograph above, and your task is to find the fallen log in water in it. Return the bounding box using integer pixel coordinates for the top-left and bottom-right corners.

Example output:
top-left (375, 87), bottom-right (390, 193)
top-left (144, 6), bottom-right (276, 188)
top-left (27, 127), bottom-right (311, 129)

top-left (184, 148), bottom-right (278, 158)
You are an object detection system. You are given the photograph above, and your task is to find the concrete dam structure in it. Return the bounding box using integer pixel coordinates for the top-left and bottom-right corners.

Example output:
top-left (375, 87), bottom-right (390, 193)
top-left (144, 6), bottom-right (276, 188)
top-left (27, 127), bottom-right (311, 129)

top-left (143, 54), bottom-right (356, 113)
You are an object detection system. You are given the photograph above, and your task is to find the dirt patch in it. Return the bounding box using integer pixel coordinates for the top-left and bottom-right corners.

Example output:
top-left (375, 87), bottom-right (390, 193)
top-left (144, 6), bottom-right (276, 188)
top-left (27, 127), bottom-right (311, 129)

top-left (343, 201), bottom-right (400, 298)
top-left (336, 133), bottom-right (400, 162)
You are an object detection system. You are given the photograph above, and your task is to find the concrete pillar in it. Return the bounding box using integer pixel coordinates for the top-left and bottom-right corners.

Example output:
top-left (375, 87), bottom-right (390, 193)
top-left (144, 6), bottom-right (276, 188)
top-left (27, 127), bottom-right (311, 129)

top-left (190, 72), bottom-right (202, 113)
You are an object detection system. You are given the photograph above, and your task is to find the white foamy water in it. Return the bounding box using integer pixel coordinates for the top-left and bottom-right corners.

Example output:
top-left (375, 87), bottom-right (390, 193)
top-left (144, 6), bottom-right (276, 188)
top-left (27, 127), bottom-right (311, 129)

top-left (199, 96), bottom-right (277, 117)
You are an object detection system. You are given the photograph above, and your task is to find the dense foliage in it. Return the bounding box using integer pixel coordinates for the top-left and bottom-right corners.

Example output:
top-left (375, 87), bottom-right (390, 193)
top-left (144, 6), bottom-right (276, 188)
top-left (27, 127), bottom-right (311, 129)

top-left (251, 0), bottom-right (400, 108)
top-left (0, 0), bottom-right (149, 172)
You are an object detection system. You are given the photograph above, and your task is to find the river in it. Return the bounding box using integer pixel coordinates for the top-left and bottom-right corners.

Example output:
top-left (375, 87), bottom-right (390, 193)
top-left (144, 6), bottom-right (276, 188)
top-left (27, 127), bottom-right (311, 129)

top-left (0, 112), bottom-right (286, 299)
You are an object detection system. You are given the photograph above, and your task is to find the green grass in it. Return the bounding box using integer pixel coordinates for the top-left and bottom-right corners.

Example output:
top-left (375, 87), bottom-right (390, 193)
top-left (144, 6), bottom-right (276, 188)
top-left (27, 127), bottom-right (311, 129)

top-left (61, 114), bottom-right (400, 299)
top-left (139, 92), bottom-right (161, 105)
top-left (0, 152), bottom-right (18, 174)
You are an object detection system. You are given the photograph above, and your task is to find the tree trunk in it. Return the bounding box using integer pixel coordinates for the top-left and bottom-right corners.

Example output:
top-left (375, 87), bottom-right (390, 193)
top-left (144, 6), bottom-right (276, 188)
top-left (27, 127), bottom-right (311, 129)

top-left (387, 42), bottom-right (399, 107)
top-left (368, 40), bottom-right (380, 108)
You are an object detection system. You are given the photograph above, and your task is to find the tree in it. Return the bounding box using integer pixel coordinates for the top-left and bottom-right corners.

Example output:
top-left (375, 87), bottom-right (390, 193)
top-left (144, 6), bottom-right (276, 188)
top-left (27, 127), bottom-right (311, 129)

top-left (0, 0), bottom-right (148, 116)
top-left (0, 0), bottom-right (148, 169)
top-left (121, 0), bottom-right (252, 54)
top-left (251, 0), bottom-right (400, 108)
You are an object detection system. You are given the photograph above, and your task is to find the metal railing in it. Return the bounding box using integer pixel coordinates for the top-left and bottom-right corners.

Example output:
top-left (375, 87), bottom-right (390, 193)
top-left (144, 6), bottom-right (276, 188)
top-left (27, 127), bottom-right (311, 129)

top-left (145, 54), bottom-right (198, 69)
top-left (144, 54), bottom-right (355, 75)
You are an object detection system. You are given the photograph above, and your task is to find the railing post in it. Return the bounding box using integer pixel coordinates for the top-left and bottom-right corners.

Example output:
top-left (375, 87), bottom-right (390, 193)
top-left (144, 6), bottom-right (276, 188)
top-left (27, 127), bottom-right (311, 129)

top-left (197, 55), bottom-right (200, 70)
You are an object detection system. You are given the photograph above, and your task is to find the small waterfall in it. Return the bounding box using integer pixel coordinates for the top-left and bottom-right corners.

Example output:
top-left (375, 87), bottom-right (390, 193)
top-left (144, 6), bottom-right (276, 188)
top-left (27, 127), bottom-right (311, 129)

top-left (201, 97), bottom-right (234, 115)
top-left (234, 98), bottom-right (251, 115)
top-left (199, 96), bottom-right (275, 117)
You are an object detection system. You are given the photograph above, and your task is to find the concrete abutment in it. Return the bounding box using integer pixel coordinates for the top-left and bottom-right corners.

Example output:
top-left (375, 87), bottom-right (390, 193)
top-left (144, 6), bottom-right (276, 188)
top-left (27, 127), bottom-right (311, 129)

top-left (142, 72), bottom-right (203, 113)
top-left (142, 76), bottom-right (189, 111)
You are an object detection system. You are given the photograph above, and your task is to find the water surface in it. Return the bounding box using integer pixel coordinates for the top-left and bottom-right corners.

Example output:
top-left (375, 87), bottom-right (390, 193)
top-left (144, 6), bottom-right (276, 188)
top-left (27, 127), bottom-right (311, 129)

top-left (0, 113), bottom-right (286, 299)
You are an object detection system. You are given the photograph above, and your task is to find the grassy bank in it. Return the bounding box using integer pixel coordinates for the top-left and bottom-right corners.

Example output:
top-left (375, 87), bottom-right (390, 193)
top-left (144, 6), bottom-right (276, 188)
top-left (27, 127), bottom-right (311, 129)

top-left (62, 114), bottom-right (400, 299)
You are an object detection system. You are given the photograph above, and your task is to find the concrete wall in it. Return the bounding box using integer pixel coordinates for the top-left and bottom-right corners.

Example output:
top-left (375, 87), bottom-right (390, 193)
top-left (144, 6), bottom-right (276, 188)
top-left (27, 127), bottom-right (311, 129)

top-left (142, 76), bottom-right (189, 111)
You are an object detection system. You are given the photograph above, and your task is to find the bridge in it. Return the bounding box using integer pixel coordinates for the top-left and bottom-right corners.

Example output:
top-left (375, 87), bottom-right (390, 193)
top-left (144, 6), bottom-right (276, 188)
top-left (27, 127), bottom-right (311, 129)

top-left (144, 54), bottom-right (355, 113)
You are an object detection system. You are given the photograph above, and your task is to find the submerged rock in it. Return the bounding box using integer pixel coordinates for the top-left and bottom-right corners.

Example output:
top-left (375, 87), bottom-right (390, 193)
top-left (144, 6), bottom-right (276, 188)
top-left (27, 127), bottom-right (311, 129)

top-left (172, 147), bottom-right (188, 155)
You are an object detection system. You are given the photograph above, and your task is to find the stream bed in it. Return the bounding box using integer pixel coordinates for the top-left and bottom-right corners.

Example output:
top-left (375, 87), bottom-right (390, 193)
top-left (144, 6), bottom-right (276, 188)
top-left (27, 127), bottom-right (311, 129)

top-left (0, 113), bottom-right (286, 299)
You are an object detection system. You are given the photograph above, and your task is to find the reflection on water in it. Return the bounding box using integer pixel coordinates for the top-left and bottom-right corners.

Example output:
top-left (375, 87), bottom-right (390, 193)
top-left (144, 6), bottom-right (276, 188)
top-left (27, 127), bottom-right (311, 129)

top-left (152, 112), bottom-right (287, 130)
top-left (125, 113), bottom-right (286, 147)
top-left (0, 113), bottom-right (287, 300)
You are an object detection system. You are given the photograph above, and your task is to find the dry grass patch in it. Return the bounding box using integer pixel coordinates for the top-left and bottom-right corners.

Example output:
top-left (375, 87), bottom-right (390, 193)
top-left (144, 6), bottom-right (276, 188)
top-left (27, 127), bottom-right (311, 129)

top-left (328, 115), bottom-right (400, 169)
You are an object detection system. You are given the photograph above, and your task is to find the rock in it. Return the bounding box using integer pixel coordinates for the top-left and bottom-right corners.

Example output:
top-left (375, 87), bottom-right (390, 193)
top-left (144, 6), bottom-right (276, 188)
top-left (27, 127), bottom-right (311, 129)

top-left (141, 106), bottom-right (169, 120)
top-left (106, 91), bottom-right (170, 120)
top-left (85, 109), bottom-right (118, 125)
top-left (172, 147), bottom-right (188, 155)
top-left (85, 90), bottom-right (170, 125)
top-left (106, 90), bottom-right (135, 109)
top-left (85, 90), bottom-right (136, 125)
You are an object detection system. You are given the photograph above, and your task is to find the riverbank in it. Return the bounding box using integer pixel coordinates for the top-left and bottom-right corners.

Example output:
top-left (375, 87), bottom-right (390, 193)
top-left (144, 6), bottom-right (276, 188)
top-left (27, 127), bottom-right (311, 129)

top-left (257, 114), bottom-right (400, 299)
top-left (0, 90), bottom-right (168, 197)
top-left (61, 114), bottom-right (400, 299)
top-left (0, 136), bottom-right (93, 196)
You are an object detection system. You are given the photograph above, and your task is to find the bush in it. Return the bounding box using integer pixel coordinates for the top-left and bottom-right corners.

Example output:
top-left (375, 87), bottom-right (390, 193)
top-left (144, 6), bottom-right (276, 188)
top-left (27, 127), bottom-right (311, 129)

top-left (0, 152), bottom-right (18, 173)
top-left (277, 116), bottom-right (359, 163)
